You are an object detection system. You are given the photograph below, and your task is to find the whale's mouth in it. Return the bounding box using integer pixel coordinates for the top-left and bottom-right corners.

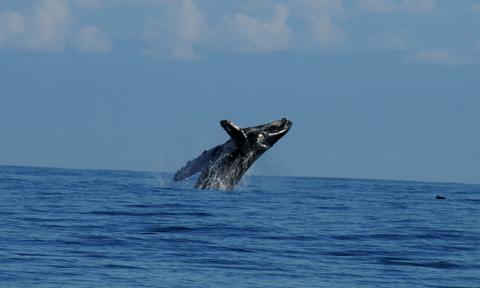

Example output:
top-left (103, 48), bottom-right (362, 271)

top-left (265, 118), bottom-right (292, 136)
top-left (257, 118), bottom-right (292, 147)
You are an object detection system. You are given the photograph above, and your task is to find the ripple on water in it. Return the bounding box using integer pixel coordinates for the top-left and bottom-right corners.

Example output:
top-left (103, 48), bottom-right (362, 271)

top-left (1, 165), bottom-right (479, 288)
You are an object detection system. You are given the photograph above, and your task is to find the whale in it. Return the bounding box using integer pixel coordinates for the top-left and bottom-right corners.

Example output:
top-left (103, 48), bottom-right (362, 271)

top-left (173, 118), bottom-right (292, 190)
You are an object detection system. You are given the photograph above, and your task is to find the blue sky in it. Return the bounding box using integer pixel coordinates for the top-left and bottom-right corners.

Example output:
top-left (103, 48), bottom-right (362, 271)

top-left (0, 0), bottom-right (479, 183)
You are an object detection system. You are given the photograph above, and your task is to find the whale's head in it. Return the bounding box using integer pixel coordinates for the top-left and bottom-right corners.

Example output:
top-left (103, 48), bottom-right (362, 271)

top-left (221, 118), bottom-right (292, 152)
top-left (248, 118), bottom-right (292, 148)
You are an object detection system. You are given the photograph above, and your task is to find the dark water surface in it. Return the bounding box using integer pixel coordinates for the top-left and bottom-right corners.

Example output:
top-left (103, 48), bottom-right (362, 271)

top-left (1, 165), bottom-right (479, 287)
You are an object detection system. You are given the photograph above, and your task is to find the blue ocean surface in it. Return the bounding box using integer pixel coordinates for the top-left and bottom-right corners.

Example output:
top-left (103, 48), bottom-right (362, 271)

top-left (0, 165), bottom-right (479, 288)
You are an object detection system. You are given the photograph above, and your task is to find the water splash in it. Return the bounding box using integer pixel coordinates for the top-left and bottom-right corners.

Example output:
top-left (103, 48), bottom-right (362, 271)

top-left (197, 151), bottom-right (256, 190)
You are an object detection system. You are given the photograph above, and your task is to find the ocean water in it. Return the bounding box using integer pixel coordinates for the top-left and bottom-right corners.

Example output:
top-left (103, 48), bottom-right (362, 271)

top-left (1, 165), bottom-right (479, 288)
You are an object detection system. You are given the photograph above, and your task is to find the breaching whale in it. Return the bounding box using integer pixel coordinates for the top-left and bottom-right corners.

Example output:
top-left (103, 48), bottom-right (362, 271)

top-left (173, 118), bottom-right (292, 190)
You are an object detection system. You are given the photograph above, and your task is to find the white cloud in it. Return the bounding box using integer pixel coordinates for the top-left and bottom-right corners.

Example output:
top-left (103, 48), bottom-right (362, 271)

top-left (292, 0), bottom-right (344, 15)
top-left (288, 0), bottom-right (345, 48)
top-left (142, 0), bottom-right (347, 58)
top-left (0, 11), bottom-right (27, 48)
top-left (172, 0), bottom-right (203, 59)
top-left (358, 0), bottom-right (394, 13)
top-left (469, 3), bottom-right (480, 15)
top-left (405, 49), bottom-right (460, 65)
top-left (357, 0), bottom-right (435, 15)
top-left (73, 26), bottom-right (111, 53)
top-left (27, 0), bottom-right (72, 51)
top-left (71, 0), bottom-right (105, 9)
top-left (143, 0), bottom-right (204, 60)
top-left (0, 0), bottom-right (71, 51)
top-left (225, 4), bottom-right (290, 53)
top-left (0, 0), bottom-right (111, 53)
top-left (309, 14), bottom-right (344, 48)
top-left (402, 0), bottom-right (435, 15)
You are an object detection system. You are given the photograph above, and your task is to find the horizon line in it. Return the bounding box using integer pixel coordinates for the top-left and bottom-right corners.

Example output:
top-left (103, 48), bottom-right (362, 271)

top-left (0, 163), bottom-right (476, 186)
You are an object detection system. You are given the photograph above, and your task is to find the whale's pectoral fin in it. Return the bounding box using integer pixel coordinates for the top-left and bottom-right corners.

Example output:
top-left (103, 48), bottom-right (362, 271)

top-left (173, 146), bottom-right (221, 181)
top-left (220, 120), bottom-right (248, 152)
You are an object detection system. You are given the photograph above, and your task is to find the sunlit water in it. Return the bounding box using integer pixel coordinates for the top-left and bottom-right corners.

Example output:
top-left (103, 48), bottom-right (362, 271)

top-left (1, 165), bottom-right (479, 288)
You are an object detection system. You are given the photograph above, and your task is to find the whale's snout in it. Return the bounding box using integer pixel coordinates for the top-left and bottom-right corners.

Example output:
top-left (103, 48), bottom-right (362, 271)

top-left (282, 118), bottom-right (292, 129)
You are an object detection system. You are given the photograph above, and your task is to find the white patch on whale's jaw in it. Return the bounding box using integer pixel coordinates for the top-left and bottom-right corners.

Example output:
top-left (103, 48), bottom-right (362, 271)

top-left (255, 134), bottom-right (269, 149)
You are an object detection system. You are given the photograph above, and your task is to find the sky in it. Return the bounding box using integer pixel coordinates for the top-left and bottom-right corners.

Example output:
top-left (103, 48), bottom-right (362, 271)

top-left (0, 0), bottom-right (479, 183)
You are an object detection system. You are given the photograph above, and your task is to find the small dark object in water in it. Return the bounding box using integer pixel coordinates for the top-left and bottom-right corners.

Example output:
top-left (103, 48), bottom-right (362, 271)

top-left (435, 195), bottom-right (446, 200)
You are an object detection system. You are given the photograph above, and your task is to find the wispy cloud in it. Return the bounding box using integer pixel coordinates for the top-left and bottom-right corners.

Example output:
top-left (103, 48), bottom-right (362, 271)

top-left (28, 0), bottom-right (72, 51)
top-left (0, 0), bottom-right (111, 53)
top-left (292, 0), bottom-right (344, 15)
top-left (405, 48), bottom-right (461, 65)
top-left (224, 4), bottom-right (290, 53)
top-left (358, 0), bottom-right (394, 14)
top-left (143, 1), bottom-right (292, 58)
top-left (73, 26), bottom-right (111, 53)
top-left (401, 0), bottom-right (435, 15)
top-left (4, 0), bottom-right (475, 63)
top-left (0, 0), bottom-right (71, 51)
top-left (72, 0), bottom-right (105, 9)
top-left (142, 0), bottom-right (348, 59)
top-left (309, 14), bottom-right (345, 48)
top-left (143, 0), bottom-right (204, 60)
top-left (0, 11), bottom-right (26, 48)
top-left (289, 0), bottom-right (345, 48)
top-left (357, 0), bottom-right (435, 15)
top-left (469, 3), bottom-right (480, 15)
